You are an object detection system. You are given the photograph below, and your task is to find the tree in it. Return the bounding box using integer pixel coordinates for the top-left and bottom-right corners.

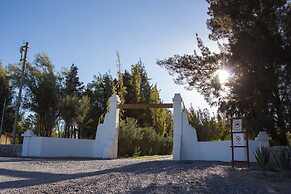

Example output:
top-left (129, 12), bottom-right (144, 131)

top-left (76, 95), bottom-right (91, 138)
top-left (123, 62), bottom-right (152, 126)
top-left (115, 52), bottom-right (127, 105)
top-left (150, 84), bottom-right (167, 136)
top-left (83, 73), bottom-right (115, 138)
top-left (130, 63), bottom-right (142, 103)
top-left (59, 64), bottom-right (88, 138)
top-left (188, 108), bottom-right (229, 141)
top-left (22, 53), bottom-right (60, 137)
top-left (158, 0), bottom-right (291, 144)
top-left (62, 64), bottom-right (84, 97)
top-left (59, 94), bottom-right (79, 138)
top-left (0, 63), bottom-right (14, 136)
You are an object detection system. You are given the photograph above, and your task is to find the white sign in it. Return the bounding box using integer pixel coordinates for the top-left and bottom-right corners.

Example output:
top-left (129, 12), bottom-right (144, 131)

top-left (232, 119), bottom-right (242, 132)
top-left (233, 133), bottom-right (245, 146)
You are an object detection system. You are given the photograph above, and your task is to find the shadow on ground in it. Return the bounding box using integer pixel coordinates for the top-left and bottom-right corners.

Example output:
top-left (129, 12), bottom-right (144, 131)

top-left (0, 158), bottom-right (225, 190)
top-left (0, 158), bottom-right (289, 193)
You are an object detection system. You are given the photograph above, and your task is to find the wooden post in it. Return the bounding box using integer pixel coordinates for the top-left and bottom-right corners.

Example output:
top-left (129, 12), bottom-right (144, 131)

top-left (231, 118), bottom-right (234, 168)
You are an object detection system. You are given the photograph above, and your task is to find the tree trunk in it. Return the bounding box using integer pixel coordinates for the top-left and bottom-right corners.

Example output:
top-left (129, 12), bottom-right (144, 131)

top-left (274, 89), bottom-right (287, 145)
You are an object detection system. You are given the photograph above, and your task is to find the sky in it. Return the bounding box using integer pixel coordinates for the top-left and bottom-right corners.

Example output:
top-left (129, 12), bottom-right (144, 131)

top-left (0, 0), bottom-right (218, 112)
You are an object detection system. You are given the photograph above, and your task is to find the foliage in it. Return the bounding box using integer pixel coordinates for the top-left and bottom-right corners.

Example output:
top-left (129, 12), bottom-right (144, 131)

top-left (188, 107), bottom-right (229, 141)
top-left (120, 61), bottom-right (173, 137)
top-left (272, 149), bottom-right (290, 172)
top-left (150, 84), bottom-right (168, 136)
top-left (254, 147), bottom-right (270, 171)
top-left (59, 94), bottom-right (79, 138)
top-left (286, 132), bottom-right (291, 146)
top-left (77, 95), bottom-right (91, 138)
top-left (83, 73), bottom-right (115, 139)
top-left (21, 53), bottom-right (60, 137)
top-left (118, 117), bottom-right (172, 157)
top-left (61, 64), bottom-right (84, 97)
top-left (115, 51), bottom-right (127, 117)
top-left (59, 64), bottom-right (89, 138)
top-left (123, 62), bottom-right (151, 126)
top-left (0, 63), bottom-right (14, 135)
top-left (2, 53), bottom-right (173, 149)
top-left (157, 0), bottom-right (291, 145)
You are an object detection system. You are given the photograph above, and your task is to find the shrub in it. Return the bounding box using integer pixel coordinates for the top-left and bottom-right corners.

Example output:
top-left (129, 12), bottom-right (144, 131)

top-left (287, 132), bottom-right (291, 146)
top-left (187, 108), bottom-right (229, 141)
top-left (254, 147), bottom-right (270, 170)
top-left (118, 117), bottom-right (172, 157)
top-left (272, 150), bottom-right (290, 172)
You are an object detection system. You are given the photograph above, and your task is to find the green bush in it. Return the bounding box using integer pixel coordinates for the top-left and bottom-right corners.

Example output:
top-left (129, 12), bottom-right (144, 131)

top-left (287, 132), bottom-right (291, 146)
top-left (272, 150), bottom-right (290, 172)
top-left (188, 108), bottom-right (229, 141)
top-left (254, 147), bottom-right (270, 170)
top-left (118, 117), bottom-right (172, 157)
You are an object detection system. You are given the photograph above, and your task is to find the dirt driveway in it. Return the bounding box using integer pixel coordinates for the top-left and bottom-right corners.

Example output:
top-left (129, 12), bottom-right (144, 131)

top-left (0, 156), bottom-right (290, 193)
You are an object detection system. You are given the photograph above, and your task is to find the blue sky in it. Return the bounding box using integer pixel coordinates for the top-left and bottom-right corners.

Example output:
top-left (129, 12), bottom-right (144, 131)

top-left (0, 0), bottom-right (218, 112)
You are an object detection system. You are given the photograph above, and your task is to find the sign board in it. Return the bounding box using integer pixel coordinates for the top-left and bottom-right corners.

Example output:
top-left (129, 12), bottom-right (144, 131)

top-left (232, 119), bottom-right (242, 132)
top-left (233, 133), bottom-right (245, 146)
top-left (231, 118), bottom-right (249, 168)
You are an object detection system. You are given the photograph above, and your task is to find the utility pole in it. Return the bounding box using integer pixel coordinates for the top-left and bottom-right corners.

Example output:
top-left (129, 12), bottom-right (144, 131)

top-left (0, 98), bottom-right (6, 136)
top-left (12, 41), bottom-right (29, 144)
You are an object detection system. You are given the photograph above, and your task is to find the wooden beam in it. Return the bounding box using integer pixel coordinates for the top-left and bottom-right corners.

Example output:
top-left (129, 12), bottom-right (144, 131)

top-left (118, 103), bottom-right (173, 109)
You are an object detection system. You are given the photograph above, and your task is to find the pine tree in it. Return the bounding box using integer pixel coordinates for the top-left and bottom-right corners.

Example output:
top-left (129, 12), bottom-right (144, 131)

top-left (60, 64), bottom-right (88, 138)
top-left (158, 0), bottom-right (291, 144)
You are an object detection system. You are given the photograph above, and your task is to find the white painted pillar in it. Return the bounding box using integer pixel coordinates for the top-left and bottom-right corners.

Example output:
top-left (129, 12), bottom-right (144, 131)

top-left (255, 131), bottom-right (272, 148)
top-left (173, 93), bottom-right (182, 161)
top-left (93, 95), bottom-right (120, 159)
top-left (21, 130), bottom-right (36, 157)
top-left (109, 95), bottom-right (120, 158)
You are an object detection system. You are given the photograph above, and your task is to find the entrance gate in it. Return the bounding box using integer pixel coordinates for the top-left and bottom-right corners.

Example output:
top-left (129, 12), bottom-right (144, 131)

top-left (94, 94), bottom-right (183, 160)
top-left (21, 93), bottom-right (271, 162)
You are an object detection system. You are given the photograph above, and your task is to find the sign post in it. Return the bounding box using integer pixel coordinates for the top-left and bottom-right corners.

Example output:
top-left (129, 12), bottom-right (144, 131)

top-left (231, 118), bottom-right (250, 168)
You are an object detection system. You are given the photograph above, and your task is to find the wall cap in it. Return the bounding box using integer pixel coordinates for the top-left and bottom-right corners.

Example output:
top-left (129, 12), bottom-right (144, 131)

top-left (173, 93), bottom-right (182, 102)
top-left (109, 95), bottom-right (120, 103)
top-left (255, 131), bottom-right (272, 141)
top-left (21, 130), bottom-right (36, 137)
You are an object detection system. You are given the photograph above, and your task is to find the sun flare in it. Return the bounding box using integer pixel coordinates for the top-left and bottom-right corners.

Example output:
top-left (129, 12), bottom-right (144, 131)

top-left (217, 69), bottom-right (230, 84)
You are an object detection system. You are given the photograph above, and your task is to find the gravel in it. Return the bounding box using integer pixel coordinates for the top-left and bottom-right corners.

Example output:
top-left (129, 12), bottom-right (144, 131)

top-left (0, 156), bottom-right (290, 194)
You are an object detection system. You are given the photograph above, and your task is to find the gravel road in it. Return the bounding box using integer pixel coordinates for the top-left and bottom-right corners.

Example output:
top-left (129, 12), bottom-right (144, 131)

top-left (0, 156), bottom-right (290, 194)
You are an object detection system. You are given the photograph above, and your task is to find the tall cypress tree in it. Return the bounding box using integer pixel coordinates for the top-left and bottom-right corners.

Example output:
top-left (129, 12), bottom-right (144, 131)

top-left (150, 84), bottom-right (167, 136)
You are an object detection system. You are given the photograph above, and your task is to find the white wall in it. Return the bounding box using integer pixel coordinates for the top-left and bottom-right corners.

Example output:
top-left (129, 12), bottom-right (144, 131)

top-left (40, 137), bottom-right (94, 157)
top-left (22, 95), bottom-right (120, 159)
top-left (22, 93), bottom-right (270, 161)
top-left (23, 136), bottom-right (95, 157)
top-left (179, 110), bottom-right (266, 162)
top-left (26, 137), bottom-right (42, 157)
top-left (181, 110), bottom-right (234, 161)
top-left (173, 93), bottom-right (270, 162)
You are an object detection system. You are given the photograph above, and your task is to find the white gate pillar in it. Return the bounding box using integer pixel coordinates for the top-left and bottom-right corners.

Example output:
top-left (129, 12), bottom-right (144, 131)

top-left (93, 95), bottom-right (120, 159)
top-left (21, 130), bottom-right (36, 157)
top-left (173, 93), bottom-right (182, 161)
top-left (255, 131), bottom-right (271, 148)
